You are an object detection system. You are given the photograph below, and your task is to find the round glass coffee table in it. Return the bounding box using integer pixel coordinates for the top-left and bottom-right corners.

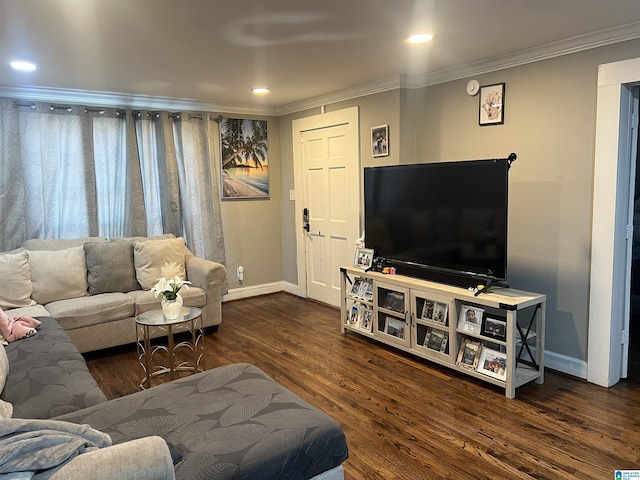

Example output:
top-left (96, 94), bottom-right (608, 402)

top-left (135, 307), bottom-right (204, 389)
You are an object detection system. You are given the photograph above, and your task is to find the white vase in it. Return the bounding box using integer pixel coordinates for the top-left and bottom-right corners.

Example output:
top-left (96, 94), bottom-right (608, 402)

top-left (161, 293), bottom-right (183, 320)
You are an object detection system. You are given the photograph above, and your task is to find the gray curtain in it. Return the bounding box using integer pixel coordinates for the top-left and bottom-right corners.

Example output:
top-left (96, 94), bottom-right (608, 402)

top-left (0, 98), bottom-right (226, 269)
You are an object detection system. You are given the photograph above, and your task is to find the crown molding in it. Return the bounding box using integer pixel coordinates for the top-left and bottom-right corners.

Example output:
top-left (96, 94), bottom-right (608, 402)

top-left (0, 84), bottom-right (279, 116)
top-left (2, 21), bottom-right (640, 117)
top-left (274, 75), bottom-right (401, 116)
top-left (404, 20), bottom-right (640, 89)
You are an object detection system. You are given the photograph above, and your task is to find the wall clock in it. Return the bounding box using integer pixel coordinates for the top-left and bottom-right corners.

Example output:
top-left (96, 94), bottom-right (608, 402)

top-left (466, 79), bottom-right (480, 96)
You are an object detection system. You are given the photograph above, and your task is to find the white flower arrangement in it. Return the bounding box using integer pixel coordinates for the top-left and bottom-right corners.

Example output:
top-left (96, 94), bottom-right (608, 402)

top-left (151, 262), bottom-right (191, 301)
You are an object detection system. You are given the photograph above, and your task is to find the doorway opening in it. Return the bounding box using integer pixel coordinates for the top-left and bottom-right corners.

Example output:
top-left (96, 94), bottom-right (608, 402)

top-left (629, 85), bottom-right (640, 382)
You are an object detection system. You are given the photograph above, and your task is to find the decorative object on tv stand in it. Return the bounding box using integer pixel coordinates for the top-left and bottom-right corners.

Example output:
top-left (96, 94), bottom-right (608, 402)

top-left (479, 83), bottom-right (505, 126)
top-left (151, 262), bottom-right (191, 320)
top-left (371, 124), bottom-right (389, 157)
top-left (354, 247), bottom-right (374, 270)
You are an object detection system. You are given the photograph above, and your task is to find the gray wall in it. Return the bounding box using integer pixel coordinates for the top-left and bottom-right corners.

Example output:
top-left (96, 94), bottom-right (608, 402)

top-left (274, 38), bottom-right (640, 363)
top-left (219, 114), bottom-right (283, 290)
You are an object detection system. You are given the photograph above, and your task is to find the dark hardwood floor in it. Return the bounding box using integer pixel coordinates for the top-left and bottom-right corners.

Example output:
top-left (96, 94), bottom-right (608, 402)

top-left (84, 292), bottom-right (640, 479)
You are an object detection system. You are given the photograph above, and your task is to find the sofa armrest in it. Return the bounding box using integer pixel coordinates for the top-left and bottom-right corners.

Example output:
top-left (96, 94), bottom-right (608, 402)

top-left (186, 256), bottom-right (226, 289)
top-left (186, 257), bottom-right (227, 327)
top-left (37, 436), bottom-right (175, 480)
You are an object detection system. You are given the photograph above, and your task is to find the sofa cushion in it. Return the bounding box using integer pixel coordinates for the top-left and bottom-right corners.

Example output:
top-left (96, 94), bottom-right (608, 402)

top-left (127, 287), bottom-right (206, 316)
top-left (45, 293), bottom-right (135, 331)
top-left (27, 247), bottom-right (89, 304)
top-left (1, 317), bottom-right (107, 419)
top-left (133, 237), bottom-right (187, 290)
top-left (85, 242), bottom-right (139, 295)
top-left (3, 305), bottom-right (49, 318)
top-left (0, 251), bottom-right (36, 310)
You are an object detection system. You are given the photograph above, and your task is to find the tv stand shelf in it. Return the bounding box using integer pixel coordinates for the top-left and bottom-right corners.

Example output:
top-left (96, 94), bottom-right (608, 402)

top-left (340, 266), bottom-right (545, 398)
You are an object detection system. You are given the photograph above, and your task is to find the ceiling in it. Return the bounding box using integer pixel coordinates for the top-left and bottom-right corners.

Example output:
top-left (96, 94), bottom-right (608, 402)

top-left (2, 0), bottom-right (640, 115)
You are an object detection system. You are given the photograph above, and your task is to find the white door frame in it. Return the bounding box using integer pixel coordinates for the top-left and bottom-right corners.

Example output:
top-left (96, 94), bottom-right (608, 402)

top-left (292, 107), bottom-right (360, 298)
top-left (588, 57), bottom-right (640, 387)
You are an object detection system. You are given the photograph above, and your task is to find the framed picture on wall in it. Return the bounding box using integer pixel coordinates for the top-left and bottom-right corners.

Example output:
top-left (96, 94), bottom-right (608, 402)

top-left (479, 83), bottom-right (505, 126)
top-left (219, 117), bottom-right (269, 199)
top-left (371, 125), bottom-right (389, 157)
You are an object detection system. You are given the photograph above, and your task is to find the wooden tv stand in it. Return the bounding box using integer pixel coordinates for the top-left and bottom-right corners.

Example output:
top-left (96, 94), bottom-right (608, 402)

top-left (340, 266), bottom-right (545, 398)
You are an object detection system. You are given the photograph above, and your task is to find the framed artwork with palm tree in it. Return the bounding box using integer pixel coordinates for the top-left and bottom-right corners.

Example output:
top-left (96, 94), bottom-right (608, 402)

top-left (219, 117), bottom-right (269, 199)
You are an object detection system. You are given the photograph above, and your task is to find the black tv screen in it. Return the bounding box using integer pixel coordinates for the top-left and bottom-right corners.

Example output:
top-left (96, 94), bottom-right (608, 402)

top-left (364, 159), bottom-right (509, 286)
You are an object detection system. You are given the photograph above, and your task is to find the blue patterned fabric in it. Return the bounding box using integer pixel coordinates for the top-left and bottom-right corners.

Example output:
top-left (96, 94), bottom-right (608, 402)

top-left (56, 363), bottom-right (348, 480)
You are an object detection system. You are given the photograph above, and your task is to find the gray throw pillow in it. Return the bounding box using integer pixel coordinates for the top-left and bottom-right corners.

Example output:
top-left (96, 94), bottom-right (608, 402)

top-left (85, 242), bottom-right (139, 295)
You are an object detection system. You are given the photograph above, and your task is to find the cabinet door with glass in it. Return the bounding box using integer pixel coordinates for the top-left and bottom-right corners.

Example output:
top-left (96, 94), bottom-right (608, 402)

top-left (374, 282), bottom-right (410, 348)
top-left (411, 290), bottom-right (456, 363)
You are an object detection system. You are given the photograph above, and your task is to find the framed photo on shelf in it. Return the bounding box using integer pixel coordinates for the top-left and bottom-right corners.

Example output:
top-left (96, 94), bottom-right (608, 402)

top-left (382, 291), bottom-right (404, 313)
top-left (456, 338), bottom-right (482, 369)
top-left (477, 347), bottom-right (507, 381)
top-left (349, 277), bottom-right (363, 297)
top-left (354, 247), bottom-right (374, 270)
top-left (348, 303), bottom-right (360, 326)
top-left (359, 308), bottom-right (373, 332)
top-left (384, 317), bottom-right (406, 339)
top-left (371, 125), bottom-right (389, 157)
top-left (421, 300), bottom-right (435, 320)
top-left (424, 328), bottom-right (449, 354)
top-left (458, 305), bottom-right (483, 335)
top-left (432, 302), bottom-right (448, 325)
top-left (479, 83), bottom-right (505, 126)
top-left (482, 315), bottom-right (507, 341)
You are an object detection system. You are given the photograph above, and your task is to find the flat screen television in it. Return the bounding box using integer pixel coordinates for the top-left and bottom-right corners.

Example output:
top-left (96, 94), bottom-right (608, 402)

top-left (364, 158), bottom-right (511, 289)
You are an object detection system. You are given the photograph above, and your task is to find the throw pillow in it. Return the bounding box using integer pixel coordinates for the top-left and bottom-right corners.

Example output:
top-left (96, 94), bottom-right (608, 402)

top-left (0, 343), bottom-right (9, 392)
top-left (133, 237), bottom-right (187, 290)
top-left (0, 251), bottom-right (36, 310)
top-left (85, 242), bottom-right (139, 295)
top-left (27, 247), bottom-right (89, 304)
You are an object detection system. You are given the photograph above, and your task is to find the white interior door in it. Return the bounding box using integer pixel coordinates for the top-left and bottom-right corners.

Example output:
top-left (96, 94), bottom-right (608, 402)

top-left (293, 107), bottom-right (360, 307)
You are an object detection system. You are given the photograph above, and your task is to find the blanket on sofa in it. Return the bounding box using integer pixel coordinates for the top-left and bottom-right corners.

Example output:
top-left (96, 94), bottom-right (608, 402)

top-left (0, 419), bottom-right (111, 479)
top-left (0, 309), bottom-right (40, 342)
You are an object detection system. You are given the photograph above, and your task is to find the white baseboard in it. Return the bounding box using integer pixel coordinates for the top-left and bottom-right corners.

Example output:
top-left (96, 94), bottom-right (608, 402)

top-left (544, 350), bottom-right (587, 379)
top-left (222, 281), bottom-right (302, 302)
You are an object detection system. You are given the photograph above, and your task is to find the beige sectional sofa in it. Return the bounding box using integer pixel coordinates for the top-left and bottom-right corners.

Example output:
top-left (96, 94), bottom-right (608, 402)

top-left (0, 234), bottom-right (226, 353)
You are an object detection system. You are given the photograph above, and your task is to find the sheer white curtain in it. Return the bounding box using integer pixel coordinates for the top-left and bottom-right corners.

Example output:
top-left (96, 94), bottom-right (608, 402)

top-left (0, 98), bottom-right (226, 269)
top-left (0, 99), bottom-right (95, 245)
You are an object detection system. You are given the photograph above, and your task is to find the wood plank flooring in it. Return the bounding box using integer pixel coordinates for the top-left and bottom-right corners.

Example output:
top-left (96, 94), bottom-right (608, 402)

top-left (84, 292), bottom-right (640, 479)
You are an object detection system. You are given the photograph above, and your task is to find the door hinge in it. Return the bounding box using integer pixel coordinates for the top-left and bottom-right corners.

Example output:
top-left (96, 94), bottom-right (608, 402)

top-left (632, 113), bottom-right (639, 130)
top-left (622, 329), bottom-right (629, 345)
top-left (626, 224), bottom-right (634, 240)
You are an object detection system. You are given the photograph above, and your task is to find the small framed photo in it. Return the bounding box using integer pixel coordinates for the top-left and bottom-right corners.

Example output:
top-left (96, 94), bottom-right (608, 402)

top-left (477, 347), bottom-right (507, 381)
top-left (423, 327), bottom-right (449, 354)
top-left (354, 247), bottom-right (374, 270)
top-left (421, 299), bottom-right (448, 325)
top-left (456, 338), bottom-right (482, 369)
top-left (384, 317), bottom-right (406, 339)
top-left (479, 83), bottom-right (505, 126)
top-left (482, 315), bottom-right (507, 341)
top-left (359, 307), bottom-right (373, 333)
top-left (371, 125), bottom-right (389, 157)
top-left (458, 305), bottom-right (483, 335)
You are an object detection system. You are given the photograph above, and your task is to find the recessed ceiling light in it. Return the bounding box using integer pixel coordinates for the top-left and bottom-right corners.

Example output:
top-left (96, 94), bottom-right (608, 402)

top-left (10, 60), bottom-right (37, 72)
top-left (252, 88), bottom-right (270, 95)
top-left (407, 33), bottom-right (433, 44)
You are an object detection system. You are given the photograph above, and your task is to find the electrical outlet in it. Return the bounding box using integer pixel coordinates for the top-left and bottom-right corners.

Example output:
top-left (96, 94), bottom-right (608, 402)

top-left (237, 266), bottom-right (244, 282)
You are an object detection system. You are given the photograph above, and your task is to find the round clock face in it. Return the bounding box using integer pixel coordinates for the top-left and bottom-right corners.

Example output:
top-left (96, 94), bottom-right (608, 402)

top-left (466, 80), bottom-right (480, 96)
